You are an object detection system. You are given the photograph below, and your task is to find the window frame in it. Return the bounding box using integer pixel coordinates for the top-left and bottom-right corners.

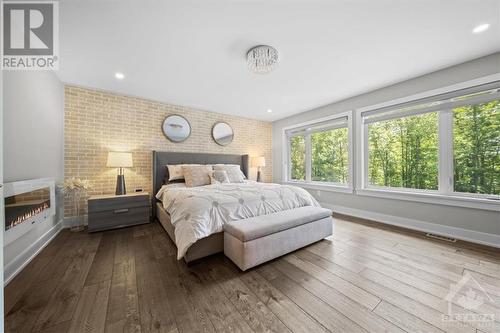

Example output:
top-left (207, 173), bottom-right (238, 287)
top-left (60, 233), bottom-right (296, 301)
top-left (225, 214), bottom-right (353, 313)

top-left (356, 75), bottom-right (500, 211)
top-left (283, 111), bottom-right (354, 193)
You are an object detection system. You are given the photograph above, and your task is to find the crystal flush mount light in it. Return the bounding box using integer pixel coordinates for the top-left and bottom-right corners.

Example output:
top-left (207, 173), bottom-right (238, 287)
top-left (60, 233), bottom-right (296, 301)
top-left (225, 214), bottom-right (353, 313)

top-left (247, 45), bottom-right (279, 74)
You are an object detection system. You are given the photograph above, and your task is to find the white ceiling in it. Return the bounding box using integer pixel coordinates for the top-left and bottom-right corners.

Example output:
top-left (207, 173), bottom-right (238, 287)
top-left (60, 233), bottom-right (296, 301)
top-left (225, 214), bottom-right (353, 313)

top-left (58, 0), bottom-right (500, 121)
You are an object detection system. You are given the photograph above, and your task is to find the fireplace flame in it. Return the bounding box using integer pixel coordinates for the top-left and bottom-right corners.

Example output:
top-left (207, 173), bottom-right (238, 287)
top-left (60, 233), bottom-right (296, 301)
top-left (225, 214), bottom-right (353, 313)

top-left (7, 201), bottom-right (50, 230)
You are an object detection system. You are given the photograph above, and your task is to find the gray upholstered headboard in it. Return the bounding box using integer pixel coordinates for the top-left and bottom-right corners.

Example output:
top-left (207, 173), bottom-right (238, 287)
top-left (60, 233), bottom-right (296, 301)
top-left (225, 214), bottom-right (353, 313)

top-left (152, 151), bottom-right (249, 211)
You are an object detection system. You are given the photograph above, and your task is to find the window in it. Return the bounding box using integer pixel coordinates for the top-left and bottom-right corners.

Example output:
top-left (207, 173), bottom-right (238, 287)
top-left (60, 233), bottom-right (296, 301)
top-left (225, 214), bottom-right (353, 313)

top-left (311, 127), bottom-right (349, 183)
top-left (285, 113), bottom-right (352, 189)
top-left (367, 112), bottom-right (439, 190)
top-left (453, 100), bottom-right (499, 195)
top-left (290, 135), bottom-right (306, 181)
top-left (361, 82), bottom-right (500, 200)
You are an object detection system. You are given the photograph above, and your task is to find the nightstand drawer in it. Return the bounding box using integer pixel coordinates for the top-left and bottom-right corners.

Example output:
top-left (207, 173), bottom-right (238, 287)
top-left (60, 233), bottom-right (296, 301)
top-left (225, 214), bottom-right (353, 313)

top-left (88, 195), bottom-right (149, 213)
top-left (87, 192), bottom-right (151, 232)
top-left (88, 206), bottom-right (151, 232)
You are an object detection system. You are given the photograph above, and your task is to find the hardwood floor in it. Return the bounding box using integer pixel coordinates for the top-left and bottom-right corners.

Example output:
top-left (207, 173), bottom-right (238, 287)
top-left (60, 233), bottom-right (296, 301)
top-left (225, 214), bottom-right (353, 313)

top-left (4, 216), bottom-right (500, 333)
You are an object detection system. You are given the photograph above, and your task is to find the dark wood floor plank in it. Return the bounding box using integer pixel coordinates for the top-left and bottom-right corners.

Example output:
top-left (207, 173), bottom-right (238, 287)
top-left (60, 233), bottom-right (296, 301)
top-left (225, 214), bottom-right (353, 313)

top-left (85, 231), bottom-right (117, 286)
top-left (175, 259), bottom-right (254, 333)
top-left (6, 273), bottom-right (68, 333)
top-left (35, 320), bottom-right (72, 333)
top-left (4, 254), bottom-right (53, 316)
top-left (332, 231), bottom-right (466, 279)
top-left (156, 255), bottom-right (217, 333)
top-left (291, 250), bottom-right (475, 333)
top-left (324, 239), bottom-right (458, 288)
top-left (105, 229), bottom-right (142, 333)
top-left (4, 230), bottom-right (72, 315)
top-left (37, 229), bottom-right (73, 259)
top-left (133, 234), bottom-right (179, 333)
top-left (310, 241), bottom-right (500, 310)
top-left (68, 279), bottom-right (111, 333)
top-left (33, 232), bottom-right (103, 331)
top-left (305, 241), bottom-right (365, 273)
top-left (5, 219), bottom-right (500, 333)
top-left (240, 269), bottom-right (328, 333)
top-left (258, 263), bottom-right (368, 333)
top-left (361, 268), bottom-right (500, 333)
top-left (199, 256), bottom-right (292, 333)
top-left (5, 232), bottom-right (92, 333)
top-left (149, 222), bottom-right (176, 258)
top-left (282, 252), bottom-right (382, 311)
top-left (269, 258), bottom-right (404, 333)
top-left (338, 216), bottom-right (500, 260)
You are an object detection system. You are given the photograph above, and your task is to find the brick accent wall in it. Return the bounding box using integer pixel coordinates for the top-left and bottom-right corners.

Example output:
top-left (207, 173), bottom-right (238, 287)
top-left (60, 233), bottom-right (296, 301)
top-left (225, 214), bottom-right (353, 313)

top-left (64, 86), bottom-right (272, 217)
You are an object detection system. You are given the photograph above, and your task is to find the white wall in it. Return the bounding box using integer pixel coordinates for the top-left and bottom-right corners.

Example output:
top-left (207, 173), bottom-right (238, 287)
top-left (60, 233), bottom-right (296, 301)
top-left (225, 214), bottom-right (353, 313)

top-left (273, 52), bottom-right (500, 244)
top-left (3, 71), bottom-right (64, 283)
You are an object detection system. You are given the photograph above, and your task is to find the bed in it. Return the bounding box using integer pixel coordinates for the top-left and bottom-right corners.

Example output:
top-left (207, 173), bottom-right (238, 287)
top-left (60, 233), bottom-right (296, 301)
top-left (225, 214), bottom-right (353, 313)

top-left (152, 151), bottom-right (320, 262)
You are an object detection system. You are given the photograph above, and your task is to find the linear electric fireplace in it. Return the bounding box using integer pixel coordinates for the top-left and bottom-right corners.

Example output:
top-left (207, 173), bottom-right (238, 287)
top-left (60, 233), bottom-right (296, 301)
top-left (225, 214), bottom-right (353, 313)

top-left (4, 178), bottom-right (56, 246)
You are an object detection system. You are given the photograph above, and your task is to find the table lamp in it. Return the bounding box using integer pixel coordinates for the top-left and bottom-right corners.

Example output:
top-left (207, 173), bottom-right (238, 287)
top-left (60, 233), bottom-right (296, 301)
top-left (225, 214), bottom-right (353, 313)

top-left (107, 152), bottom-right (133, 195)
top-left (252, 156), bottom-right (266, 182)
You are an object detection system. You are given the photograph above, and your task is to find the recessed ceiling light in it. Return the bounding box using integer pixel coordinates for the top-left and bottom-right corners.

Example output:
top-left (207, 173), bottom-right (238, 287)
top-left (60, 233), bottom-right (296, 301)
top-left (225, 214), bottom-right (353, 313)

top-left (473, 23), bottom-right (490, 34)
top-left (267, 109), bottom-right (273, 113)
top-left (115, 72), bottom-right (125, 80)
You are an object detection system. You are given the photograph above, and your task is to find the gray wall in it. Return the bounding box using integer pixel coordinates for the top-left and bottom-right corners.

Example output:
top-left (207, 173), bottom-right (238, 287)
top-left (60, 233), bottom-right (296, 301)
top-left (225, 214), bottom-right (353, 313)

top-left (273, 52), bottom-right (500, 237)
top-left (3, 71), bottom-right (64, 283)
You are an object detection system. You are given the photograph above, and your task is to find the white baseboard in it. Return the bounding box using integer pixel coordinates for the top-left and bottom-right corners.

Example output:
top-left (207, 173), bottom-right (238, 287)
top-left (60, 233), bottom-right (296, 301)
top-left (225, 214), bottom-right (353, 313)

top-left (4, 219), bottom-right (63, 285)
top-left (321, 202), bottom-right (500, 249)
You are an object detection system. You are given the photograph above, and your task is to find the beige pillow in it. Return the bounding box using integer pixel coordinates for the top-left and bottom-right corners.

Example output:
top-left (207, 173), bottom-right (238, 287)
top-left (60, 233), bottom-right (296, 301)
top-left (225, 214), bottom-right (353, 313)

top-left (213, 164), bottom-right (245, 183)
top-left (182, 165), bottom-right (213, 187)
top-left (166, 164), bottom-right (212, 182)
top-left (166, 164), bottom-right (185, 181)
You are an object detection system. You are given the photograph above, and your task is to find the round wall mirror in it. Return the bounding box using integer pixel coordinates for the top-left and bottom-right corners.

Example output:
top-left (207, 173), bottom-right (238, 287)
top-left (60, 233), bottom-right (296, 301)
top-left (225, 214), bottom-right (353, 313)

top-left (162, 115), bottom-right (191, 142)
top-left (212, 122), bottom-right (234, 146)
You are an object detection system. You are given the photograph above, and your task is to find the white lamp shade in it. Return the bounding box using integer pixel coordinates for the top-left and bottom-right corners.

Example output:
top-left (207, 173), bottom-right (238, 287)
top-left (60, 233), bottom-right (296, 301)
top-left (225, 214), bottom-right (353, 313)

top-left (251, 156), bottom-right (266, 168)
top-left (107, 152), bottom-right (133, 168)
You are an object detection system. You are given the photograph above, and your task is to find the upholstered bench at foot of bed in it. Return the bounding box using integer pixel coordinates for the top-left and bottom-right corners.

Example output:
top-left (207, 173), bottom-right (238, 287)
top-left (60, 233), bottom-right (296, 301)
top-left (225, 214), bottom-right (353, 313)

top-left (223, 206), bottom-right (333, 271)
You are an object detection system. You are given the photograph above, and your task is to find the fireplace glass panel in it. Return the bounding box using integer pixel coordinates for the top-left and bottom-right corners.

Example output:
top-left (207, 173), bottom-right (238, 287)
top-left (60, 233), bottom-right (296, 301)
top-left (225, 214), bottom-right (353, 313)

top-left (5, 187), bottom-right (51, 231)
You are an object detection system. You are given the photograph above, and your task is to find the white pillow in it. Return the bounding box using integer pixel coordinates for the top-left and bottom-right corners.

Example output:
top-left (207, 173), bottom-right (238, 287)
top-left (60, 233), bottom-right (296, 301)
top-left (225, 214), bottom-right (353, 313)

top-left (213, 164), bottom-right (245, 183)
top-left (210, 170), bottom-right (230, 184)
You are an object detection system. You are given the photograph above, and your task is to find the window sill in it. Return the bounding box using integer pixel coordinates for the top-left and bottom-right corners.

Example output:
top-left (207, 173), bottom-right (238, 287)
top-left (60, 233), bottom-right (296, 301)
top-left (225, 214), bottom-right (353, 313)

top-left (357, 188), bottom-right (500, 212)
top-left (283, 181), bottom-right (354, 194)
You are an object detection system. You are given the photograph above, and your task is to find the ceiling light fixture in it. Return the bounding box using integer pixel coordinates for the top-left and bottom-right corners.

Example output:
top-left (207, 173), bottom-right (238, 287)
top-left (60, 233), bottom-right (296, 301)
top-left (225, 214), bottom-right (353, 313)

top-left (115, 72), bottom-right (125, 80)
top-left (247, 45), bottom-right (279, 74)
top-left (473, 23), bottom-right (490, 34)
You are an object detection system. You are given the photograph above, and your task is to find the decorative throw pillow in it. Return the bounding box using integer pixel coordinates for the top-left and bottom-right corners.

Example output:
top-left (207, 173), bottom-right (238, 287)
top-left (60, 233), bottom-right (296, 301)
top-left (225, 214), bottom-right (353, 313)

top-left (166, 164), bottom-right (211, 182)
top-left (210, 170), bottom-right (230, 184)
top-left (182, 165), bottom-right (213, 187)
top-left (214, 164), bottom-right (245, 183)
top-left (166, 164), bottom-right (185, 181)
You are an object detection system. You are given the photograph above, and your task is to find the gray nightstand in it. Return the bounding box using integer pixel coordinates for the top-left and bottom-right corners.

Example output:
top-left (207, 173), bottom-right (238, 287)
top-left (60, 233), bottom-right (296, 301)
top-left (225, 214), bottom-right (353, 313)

top-left (87, 192), bottom-right (151, 232)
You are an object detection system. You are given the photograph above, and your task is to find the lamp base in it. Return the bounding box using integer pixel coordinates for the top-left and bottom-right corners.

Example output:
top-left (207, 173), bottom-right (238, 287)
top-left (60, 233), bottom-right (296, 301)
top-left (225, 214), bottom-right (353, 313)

top-left (115, 175), bottom-right (126, 195)
top-left (256, 170), bottom-right (262, 182)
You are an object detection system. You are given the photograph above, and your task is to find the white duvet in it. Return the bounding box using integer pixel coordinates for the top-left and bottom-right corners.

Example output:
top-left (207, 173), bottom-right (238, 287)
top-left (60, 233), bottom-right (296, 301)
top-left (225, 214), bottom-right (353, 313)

top-left (156, 181), bottom-right (320, 259)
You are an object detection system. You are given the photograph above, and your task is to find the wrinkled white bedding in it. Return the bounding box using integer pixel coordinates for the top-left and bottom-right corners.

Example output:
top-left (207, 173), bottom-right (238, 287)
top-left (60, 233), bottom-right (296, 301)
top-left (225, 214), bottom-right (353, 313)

top-left (156, 181), bottom-right (320, 259)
